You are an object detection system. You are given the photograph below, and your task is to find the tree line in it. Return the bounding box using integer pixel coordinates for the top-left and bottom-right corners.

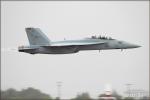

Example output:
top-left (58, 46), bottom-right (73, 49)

top-left (1, 87), bottom-right (149, 100)
top-left (1, 87), bottom-right (52, 99)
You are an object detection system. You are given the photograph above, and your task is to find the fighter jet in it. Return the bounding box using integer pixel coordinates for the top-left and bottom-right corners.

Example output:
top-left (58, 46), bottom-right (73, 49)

top-left (18, 27), bottom-right (141, 54)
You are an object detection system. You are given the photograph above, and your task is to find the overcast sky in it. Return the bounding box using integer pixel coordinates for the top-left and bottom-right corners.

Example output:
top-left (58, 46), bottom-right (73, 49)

top-left (1, 1), bottom-right (149, 99)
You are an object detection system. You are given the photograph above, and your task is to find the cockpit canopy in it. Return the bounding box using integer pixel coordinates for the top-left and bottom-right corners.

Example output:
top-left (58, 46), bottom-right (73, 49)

top-left (90, 35), bottom-right (114, 40)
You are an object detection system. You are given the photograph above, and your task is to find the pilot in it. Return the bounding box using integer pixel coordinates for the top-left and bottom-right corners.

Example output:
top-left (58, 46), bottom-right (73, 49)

top-left (98, 35), bottom-right (101, 39)
top-left (91, 35), bottom-right (96, 39)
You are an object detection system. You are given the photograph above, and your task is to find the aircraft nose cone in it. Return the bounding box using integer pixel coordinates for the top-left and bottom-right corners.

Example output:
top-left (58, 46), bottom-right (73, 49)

top-left (120, 41), bottom-right (141, 49)
top-left (134, 45), bottom-right (141, 48)
top-left (128, 44), bottom-right (141, 48)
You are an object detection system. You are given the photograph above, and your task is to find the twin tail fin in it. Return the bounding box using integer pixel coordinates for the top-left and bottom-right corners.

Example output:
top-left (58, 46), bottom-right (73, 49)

top-left (25, 27), bottom-right (50, 45)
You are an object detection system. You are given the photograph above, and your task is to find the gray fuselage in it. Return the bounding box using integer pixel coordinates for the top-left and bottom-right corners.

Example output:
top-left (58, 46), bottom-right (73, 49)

top-left (18, 38), bottom-right (140, 54)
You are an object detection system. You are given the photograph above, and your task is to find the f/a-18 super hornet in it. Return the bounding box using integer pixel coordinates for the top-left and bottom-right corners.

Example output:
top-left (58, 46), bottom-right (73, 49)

top-left (18, 27), bottom-right (141, 54)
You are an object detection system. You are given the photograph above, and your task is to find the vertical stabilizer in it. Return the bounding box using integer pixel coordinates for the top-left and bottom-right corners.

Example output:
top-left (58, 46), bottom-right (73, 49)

top-left (25, 27), bottom-right (50, 45)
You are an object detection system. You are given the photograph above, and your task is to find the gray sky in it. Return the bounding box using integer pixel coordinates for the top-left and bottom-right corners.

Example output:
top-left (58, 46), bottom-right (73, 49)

top-left (1, 1), bottom-right (149, 99)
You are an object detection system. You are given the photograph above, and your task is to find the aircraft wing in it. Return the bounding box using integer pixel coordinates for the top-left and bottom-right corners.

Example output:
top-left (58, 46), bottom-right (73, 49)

top-left (49, 41), bottom-right (106, 47)
top-left (40, 41), bottom-right (106, 54)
